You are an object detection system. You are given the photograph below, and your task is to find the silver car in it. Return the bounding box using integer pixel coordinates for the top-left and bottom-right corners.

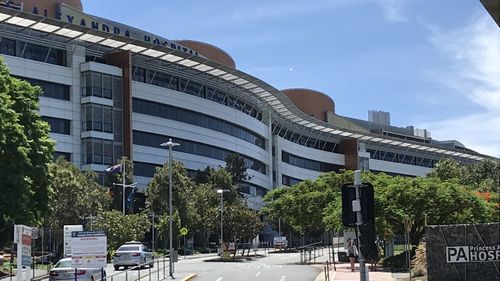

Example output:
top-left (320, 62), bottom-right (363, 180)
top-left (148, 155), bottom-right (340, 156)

top-left (49, 258), bottom-right (105, 281)
top-left (113, 241), bottom-right (154, 270)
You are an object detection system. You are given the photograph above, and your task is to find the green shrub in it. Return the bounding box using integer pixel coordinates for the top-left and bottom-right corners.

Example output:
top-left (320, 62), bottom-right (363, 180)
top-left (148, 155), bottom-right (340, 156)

top-left (382, 247), bottom-right (416, 271)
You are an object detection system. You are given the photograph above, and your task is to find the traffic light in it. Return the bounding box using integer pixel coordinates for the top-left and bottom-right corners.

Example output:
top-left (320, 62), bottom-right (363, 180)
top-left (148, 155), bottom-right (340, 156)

top-left (341, 183), bottom-right (374, 227)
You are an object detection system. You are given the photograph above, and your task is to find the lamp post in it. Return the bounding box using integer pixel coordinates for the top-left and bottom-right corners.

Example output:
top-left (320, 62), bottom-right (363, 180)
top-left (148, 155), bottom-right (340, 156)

top-left (160, 138), bottom-right (180, 278)
top-left (217, 189), bottom-right (230, 249)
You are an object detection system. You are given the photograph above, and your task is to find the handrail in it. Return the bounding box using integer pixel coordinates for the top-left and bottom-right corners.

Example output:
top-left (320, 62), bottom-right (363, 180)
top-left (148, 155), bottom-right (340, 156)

top-left (100, 253), bottom-right (170, 281)
top-left (297, 241), bottom-right (323, 250)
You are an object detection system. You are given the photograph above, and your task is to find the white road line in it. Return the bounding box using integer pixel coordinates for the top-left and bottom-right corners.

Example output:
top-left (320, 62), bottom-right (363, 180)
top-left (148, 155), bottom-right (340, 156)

top-left (216, 277), bottom-right (223, 281)
top-left (256, 271), bottom-right (261, 277)
top-left (280, 275), bottom-right (286, 281)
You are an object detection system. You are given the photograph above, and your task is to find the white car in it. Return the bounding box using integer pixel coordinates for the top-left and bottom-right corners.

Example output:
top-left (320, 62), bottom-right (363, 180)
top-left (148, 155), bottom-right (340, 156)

top-left (113, 241), bottom-right (154, 270)
top-left (49, 258), bottom-right (105, 281)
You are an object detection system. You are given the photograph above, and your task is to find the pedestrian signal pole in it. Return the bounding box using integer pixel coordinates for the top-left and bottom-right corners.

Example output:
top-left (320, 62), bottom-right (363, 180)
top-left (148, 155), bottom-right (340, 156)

top-left (354, 170), bottom-right (368, 281)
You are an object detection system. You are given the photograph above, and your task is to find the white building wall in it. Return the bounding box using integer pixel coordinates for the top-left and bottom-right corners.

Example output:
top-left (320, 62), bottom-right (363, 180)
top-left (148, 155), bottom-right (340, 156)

top-left (276, 136), bottom-right (345, 183)
top-left (3, 45), bottom-right (86, 167)
top-left (131, 83), bottom-right (272, 190)
top-left (369, 159), bottom-right (432, 177)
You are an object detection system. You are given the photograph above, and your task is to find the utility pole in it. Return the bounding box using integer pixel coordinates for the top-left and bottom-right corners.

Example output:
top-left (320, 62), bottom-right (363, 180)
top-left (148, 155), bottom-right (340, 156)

top-left (354, 170), bottom-right (368, 281)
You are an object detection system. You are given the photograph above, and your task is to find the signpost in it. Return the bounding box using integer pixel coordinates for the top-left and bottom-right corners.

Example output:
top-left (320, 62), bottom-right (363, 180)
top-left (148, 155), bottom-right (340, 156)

top-left (14, 225), bottom-right (32, 281)
top-left (180, 228), bottom-right (188, 258)
top-left (70, 231), bottom-right (107, 269)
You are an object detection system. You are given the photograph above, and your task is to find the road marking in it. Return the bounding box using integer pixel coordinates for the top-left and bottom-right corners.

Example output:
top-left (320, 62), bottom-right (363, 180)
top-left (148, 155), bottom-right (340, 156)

top-left (216, 278), bottom-right (223, 281)
top-left (280, 276), bottom-right (286, 281)
top-left (256, 272), bottom-right (261, 277)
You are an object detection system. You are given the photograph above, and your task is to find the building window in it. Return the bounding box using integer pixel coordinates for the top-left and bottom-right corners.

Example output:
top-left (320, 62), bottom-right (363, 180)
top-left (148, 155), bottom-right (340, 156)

top-left (132, 98), bottom-right (266, 149)
top-left (179, 78), bottom-right (205, 98)
top-left (15, 76), bottom-right (70, 101)
top-left (82, 138), bottom-right (115, 165)
top-left (82, 72), bottom-right (122, 100)
top-left (134, 161), bottom-right (161, 177)
top-left (82, 104), bottom-right (114, 133)
top-left (42, 116), bottom-right (71, 135)
top-left (133, 130), bottom-right (267, 175)
top-left (282, 151), bottom-right (342, 172)
top-left (0, 38), bottom-right (16, 56)
top-left (53, 151), bottom-right (71, 161)
top-left (20, 42), bottom-right (66, 66)
top-left (131, 66), bottom-right (263, 122)
top-left (366, 149), bottom-right (436, 168)
top-left (282, 174), bottom-right (303, 186)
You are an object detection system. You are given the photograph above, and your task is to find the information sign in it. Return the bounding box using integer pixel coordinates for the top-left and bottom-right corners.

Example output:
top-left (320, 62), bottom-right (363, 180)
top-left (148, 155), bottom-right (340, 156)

top-left (70, 231), bottom-right (107, 269)
top-left (63, 225), bottom-right (83, 257)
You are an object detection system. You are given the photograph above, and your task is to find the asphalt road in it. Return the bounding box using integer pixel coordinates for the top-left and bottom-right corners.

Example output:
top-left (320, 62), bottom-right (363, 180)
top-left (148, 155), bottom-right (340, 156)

top-left (172, 252), bottom-right (320, 281)
top-left (34, 251), bottom-right (320, 281)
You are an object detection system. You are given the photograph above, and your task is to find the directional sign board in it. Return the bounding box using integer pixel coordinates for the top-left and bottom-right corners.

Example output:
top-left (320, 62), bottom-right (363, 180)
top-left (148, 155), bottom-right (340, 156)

top-left (71, 231), bottom-right (107, 269)
top-left (14, 225), bottom-right (32, 267)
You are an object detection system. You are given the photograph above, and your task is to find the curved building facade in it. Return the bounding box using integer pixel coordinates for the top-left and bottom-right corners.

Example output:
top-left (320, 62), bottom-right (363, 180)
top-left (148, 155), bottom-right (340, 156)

top-left (0, 1), bottom-right (493, 211)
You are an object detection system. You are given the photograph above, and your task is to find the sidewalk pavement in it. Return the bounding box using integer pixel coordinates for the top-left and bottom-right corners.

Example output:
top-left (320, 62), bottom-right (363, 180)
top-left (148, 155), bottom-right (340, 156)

top-left (313, 262), bottom-right (393, 281)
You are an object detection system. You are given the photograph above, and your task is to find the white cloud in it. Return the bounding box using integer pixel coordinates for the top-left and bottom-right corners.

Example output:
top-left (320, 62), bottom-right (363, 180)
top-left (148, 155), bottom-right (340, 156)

top-left (378, 0), bottom-right (408, 22)
top-left (418, 15), bottom-right (500, 157)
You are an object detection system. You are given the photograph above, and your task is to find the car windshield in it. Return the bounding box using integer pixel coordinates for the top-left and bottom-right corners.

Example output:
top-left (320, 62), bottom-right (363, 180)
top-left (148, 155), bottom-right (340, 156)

top-left (55, 260), bottom-right (72, 268)
top-left (117, 245), bottom-right (140, 251)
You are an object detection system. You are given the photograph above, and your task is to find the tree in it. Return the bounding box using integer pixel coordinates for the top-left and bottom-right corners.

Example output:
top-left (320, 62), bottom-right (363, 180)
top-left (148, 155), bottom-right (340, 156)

top-left (45, 157), bottom-right (110, 229)
top-left (264, 179), bottom-right (334, 237)
top-left (92, 210), bottom-right (151, 253)
top-left (0, 59), bottom-right (54, 245)
top-left (376, 176), bottom-right (496, 244)
top-left (224, 153), bottom-right (249, 183)
top-left (145, 161), bottom-right (195, 248)
top-left (224, 200), bottom-right (263, 242)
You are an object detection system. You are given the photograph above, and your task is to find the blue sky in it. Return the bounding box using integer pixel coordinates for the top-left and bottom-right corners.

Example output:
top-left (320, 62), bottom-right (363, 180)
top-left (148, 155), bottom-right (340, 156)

top-left (83, 0), bottom-right (500, 157)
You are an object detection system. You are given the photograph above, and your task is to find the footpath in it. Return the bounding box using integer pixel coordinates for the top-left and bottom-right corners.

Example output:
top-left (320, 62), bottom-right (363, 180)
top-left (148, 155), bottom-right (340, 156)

top-left (313, 262), bottom-right (393, 281)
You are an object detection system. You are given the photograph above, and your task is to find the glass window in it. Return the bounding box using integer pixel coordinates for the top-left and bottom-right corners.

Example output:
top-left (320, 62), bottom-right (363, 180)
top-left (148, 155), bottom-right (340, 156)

top-left (42, 116), bottom-right (71, 135)
top-left (282, 151), bottom-right (342, 172)
top-left (0, 38), bottom-right (16, 56)
top-left (133, 130), bottom-right (267, 175)
top-left (132, 98), bottom-right (266, 149)
top-left (53, 151), bottom-right (71, 161)
top-left (282, 174), bottom-right (303, 186)
top-left (15, 76), bottom-right (70, 101)
top-left (21, 42), bottom-right (66, 66)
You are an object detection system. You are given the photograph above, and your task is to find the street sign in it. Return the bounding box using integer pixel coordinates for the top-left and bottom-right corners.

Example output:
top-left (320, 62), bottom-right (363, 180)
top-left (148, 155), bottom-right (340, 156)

top-left (31, 227), bottom-right (39, 239)
top-left (71, 231), bottom-right (107, 268)
top-left (180, 227), bottom-right (188, 236)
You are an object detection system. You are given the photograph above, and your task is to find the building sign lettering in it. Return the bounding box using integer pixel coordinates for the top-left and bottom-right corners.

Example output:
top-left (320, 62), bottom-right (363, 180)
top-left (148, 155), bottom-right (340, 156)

top-left (446, 245), bottom-right (500, 263)
top-left (0, 1), bottom-right (199, 56)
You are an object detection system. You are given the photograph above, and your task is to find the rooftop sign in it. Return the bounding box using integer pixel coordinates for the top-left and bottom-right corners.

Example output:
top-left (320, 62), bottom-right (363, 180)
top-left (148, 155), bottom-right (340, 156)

top-left (0, 1), bottom-right (200, 56)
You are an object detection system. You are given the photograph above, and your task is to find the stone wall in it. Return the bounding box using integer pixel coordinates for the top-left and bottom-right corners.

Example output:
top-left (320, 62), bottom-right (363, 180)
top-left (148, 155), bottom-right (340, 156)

top-left (426, 223), bottom-right (500, 281)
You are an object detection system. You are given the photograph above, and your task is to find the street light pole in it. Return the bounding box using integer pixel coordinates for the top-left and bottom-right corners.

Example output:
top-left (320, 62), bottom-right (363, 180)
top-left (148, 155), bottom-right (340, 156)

top-left (161, 138), bottom-right (180, 278)
top-left (217, 189), bottom-right (230, 250)
top-left (122, 157), bottom-right (126, 215)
